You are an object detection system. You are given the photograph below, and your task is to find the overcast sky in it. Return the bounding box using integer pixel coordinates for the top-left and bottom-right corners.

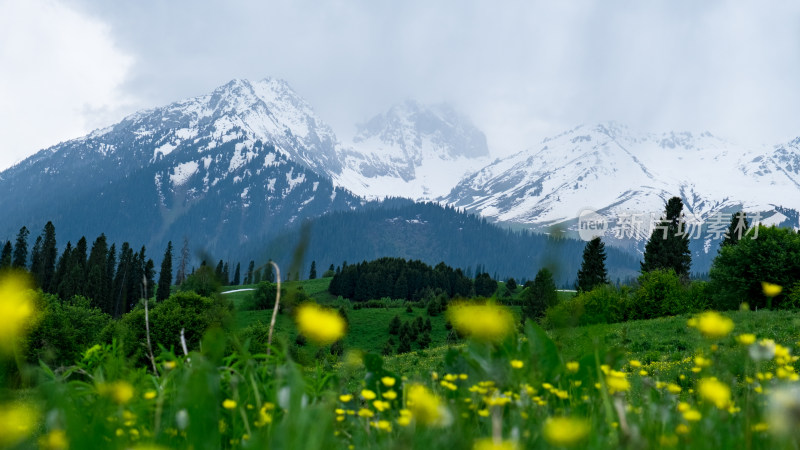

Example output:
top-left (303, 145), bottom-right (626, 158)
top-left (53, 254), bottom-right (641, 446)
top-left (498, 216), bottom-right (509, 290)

top-left (2, 0), bottom-right (799, 171)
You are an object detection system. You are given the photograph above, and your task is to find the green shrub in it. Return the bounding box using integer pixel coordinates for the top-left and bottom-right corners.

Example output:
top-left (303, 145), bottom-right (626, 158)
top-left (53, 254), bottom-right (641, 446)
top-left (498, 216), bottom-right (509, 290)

top-left (542, 296), bottom-right (585, 329)
top-left (581, 284), bottom-right (625, 325)
top-left (179, 265), bottom-right (222, 297)
top-left (249, 282), bottom-right (285, 311)
top-left (25, 293), bottom-right (112, 367)
top-left (631, 269), bottom-right (689, 320)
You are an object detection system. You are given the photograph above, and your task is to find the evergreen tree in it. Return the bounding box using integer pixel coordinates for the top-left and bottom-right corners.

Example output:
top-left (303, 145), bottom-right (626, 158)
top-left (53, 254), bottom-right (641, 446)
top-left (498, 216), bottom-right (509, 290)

top-left (39, 222), bottom-right (57, 292)
top-left (265, 260), bottom-right (275, 283)
top-left (233, 262), bottom-right (241, 286)
top-left (175, 237), bottom-right (190, 285)
top-left (215, 260), bottom-right (225, 282)
top-left (254, 268), bottom-right (262, 284)
top-left (721, 212), bottom-right (749, 248)
top-left (156, 241), bottom-right (173, 301)
top-left (85, 234), bottom-right (109, 309)
top-left (641, 196), bottom-right (692, 276)
top-left (222, 262), bottom-right (230, 285)
top-left (112, 243), bottom-right (134, 318)
top-left (474, 272), bottom-right (498, 297)
top-left (382, 340), bottom-right (394, 355)
top-left (388, 314), bottom-right (401, 335)
top-left (0, 241), bottom-right (12, 269)
top-left (506, 277), bottom-right (517, 291)
top-left (309, 260), bottom-right (317, 280)
top-left (245, 260), bottom-right (255, 285)
top-left (144, 257), bottom-right (156, 300)
top-left (106, 244), bottom-right (116, 303)
top-left (52, 242), bottom-right (72, 298)
top-left (30, 236), bottom-right (42, 280)
top-left (521, 268), bottom-right (558, 321)
top-left (12, 226), bottom-right (29, 269)
top-left (576, 237), bottom-right (608, 292)
top-left (418, 331), bottom-right (431, 349)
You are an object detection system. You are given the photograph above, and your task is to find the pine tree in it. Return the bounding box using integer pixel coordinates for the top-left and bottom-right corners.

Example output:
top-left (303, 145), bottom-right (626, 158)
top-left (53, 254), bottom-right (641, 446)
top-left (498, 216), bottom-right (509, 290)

top-left (721, 212), bottom-right (749, 248)
top-left (30, 235), bottom-right (42, 281)
top-left (106, 244), bottom-right (117, 304)
top-left (576, 237), bottom-right (608, 292)
top-left (254, 268), bottom-right (262, 284)
top-left (641, 197), bottom-right (692, 276)
top-left (112, 243), bottom-right (133, 318)
top-left (521, 268), bottom-right (558, 321)
top-left (175, 237), bottom-right (189, 285)
top-left (0, 241), bottom-right (12, 269)
top-left (388, 314), bottom-right (401, 335)
top-left (85, 234), bottom-right (109, 309)
top-left (144, 257), bottom-right (156, 300)
top-left (233, 263), bottom-right (241, 285)
top-left (39, 222), bottom-right (57, 292)
top-left (12, 226), bottom-right (29, 269)
top-left (309, 260), bottom-right (317, 280)
top-left (156, 241), bottom-right (173, 301)
top-left (245, 260), bottom-right (255, 285)
top-left (215, 260), bottom-right (225, 282)
top-left (52, 242), bottom-right (72, 299)
top-left (265, 260), bottom-right (275, 282)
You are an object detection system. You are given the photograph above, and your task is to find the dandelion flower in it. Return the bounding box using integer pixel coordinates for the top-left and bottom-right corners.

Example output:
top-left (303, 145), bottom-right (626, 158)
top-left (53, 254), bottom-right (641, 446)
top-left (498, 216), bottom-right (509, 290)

top-left (361, 389), bottom-right (376, 400)
top-left (736, 334), bottom-right (756, 345)
top-left (406, 384), bottom-right (449, 426)
top-left (566, 361), bottom-right (579, 373)
top-left (542, 416), bottom-right (590, 446)
top-left (295, 302), bottom-right (346, 345)
top-left (0, 271), bottom-right (36, 353)
top-left (698, 378), bottom-right (731, 409)
top-left (0, 402), bottom-right (38, 447)
top-left (99, 381), bottom-right (135, 405)
top-left (143, 390), bottom-right (157, 400)
top-left (510, 360), bottom-right (524, 369)
top-left (222, 399), bottom-right (237, 410)
top-left (688, 311), bottom-right (734, 338)
top-left (605, 370), bottom-right (630, 394)
top-left (762, 282), bottom-right (782, 297)
top-left (381, 376), bottom-right (396, 387)
top-left (382, 390), bottom-right (397, 400)
top-left (339, 394), bottom-right (353, 402)
top-left (473, 437), bottom-right (519, 450)
top-left (682, 409), bottom-right (702, 421)
top-left (446, 301), bottom-right (515, 343)
top-left (39, 429), bottom-right (68, 450)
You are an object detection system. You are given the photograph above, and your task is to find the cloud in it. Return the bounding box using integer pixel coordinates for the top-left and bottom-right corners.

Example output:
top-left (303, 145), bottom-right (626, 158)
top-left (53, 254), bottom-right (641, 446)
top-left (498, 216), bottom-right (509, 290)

top-left (0, 0), bottom-right (134, 170)
top-left (3, 0), bottom-right (800, 170)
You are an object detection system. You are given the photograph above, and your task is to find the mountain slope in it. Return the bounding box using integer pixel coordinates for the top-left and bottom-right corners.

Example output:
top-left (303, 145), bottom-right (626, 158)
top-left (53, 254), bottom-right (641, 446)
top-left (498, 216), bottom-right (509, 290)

top-left (0, 78), bottom-right (361, 255)
top-left (334, 101), bottom-right (491, 200)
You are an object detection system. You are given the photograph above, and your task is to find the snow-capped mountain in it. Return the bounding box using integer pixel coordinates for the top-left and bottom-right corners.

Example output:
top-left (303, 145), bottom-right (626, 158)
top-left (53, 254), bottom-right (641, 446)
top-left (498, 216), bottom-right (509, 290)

top-left (334, 101), bottom-right (491, 200)
top-left (442, 122), bottom-right (800, 236)
top-left (0, 78), bottom-right (362, 255)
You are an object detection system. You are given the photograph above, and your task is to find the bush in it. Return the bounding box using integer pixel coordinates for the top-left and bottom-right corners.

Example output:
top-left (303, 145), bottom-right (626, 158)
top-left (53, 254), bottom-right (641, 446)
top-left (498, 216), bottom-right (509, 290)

top-left (179, 265), bottom-right (222, 297)
top-left (25, 293), bottom-right (112, 367)
top-left (249, 282), bottom-right (286, 311)
top-left (581, 284), bottom-right (626, 325)
top-left (542, 297), bottom-right (585, 329)
top-left (631, 269), bottom-right (689, 320)
top-left (521, 268), bottom-right (558, 321)
top-left (709, 226), bottom-right (800, 310)
top-left (111, 291), bottom-right (233, 364)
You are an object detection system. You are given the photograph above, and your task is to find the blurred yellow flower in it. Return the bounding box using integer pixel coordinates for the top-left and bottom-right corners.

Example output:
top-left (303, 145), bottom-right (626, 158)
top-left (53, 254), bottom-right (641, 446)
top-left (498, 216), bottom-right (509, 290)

top-left (566, 361), bottom-right (579, 373)
top-left (629, 360), bottom-right (642, 368)
top-left (99, 381), bottom-right (134, 405)
top-left (682, 409), bottom-right (701, 421)
top-left (542, 416), bottom-right (590, 446)
top-left (406, 384), bottom-right (448, 426)
top-left (688, 311), bottom-right (734, 338)
top-left (0, 271), bottom-right (36, 353)
top-left (143, 390), bottom-right (157, 400)
top-left (510, 360), bottom-right (524, 369)
top-left (361, 389), bottom-right (376, 400)
top-left (339, 394), bottom-right (353, 402)
top-left (446, 302), bottom-right (515, 343)
top-left (295, 302), bottom-right (346, 345)
top-left (605, 370), bottom-right (630, 394)
top-left (762, 282), bottom-right (782, 297)
top-left (382, 390), bottom-right (397, 400)
top-left (736, 334), bottom-right (757, 345)
top-left (381, 376), bottom-right (396, 387)
top-left (222, 399), bottom-right (237, 410)
top-left (39, 429), bottom-right (68, 450)
top-left (698, 378), bottom-right (731, 409)
top-left (0, 402), bottom-right (38, 447)
top-left (473, 437), bottom-right (519, 450)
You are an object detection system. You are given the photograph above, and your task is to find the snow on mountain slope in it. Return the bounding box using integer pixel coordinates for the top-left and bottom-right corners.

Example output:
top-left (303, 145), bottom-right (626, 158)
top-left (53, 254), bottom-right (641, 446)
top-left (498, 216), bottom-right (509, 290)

top-left (443, 123), bottom-right (800, 232)
top-left (334, 101), bottom-right (491, 200)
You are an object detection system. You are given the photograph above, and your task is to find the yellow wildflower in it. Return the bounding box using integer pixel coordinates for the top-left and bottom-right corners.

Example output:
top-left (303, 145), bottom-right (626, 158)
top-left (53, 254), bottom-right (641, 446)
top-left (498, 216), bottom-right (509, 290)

top-left (162, 361), bottom-right (176, 370)
top-left (682, 409), bottom-right (701, 421)
top-left (372, 400), bottom-right (390, 412)
top-left (675, 424), bottom-right (690, 434)
top-left (373, 420), bottom-right (392, 432)
top-left (361, 389), bottom-right (376, 400)
top-left (566, 361), bottom-right (579, 373)
top-left (605, 370), bottom-right (630, 394)
top-left (667, 383), bottom-right (682, 394)
top-left (473, 437), bottom-right (519, 450)
top-left (510, 360), bottom-right (524, 369)
top-left (698, 378), bottom-right (731, 409)
top-left (357, 408), bottom-right (374, 418)
top-left (339, 394), bottom-right (353, 402)
top-left (99, 381), bottom-right (135, 405)
top-left (382, 390), bottom-right (397, 400)
top-left (381, 376), bottom-right (396, 387)
top-left (407, 384), bottom-right (448, 426)
top-left (143, 390), bottom-right (157, 400)
top-left (222, 399), bottom-right (237, 410)
top-left (688, 311), bottom-right (734, 338)
top-left (0, 271), bottom-right (36, 353)
top-left (446, 301), bottom-right (515, 343)
top-left (629, 360), bottom-right (642, 368)
top-left (39, 429), bottom-right (68, 450)
top-left (0, 402), bottom-right (38, 447)
top-left (542, 416), bottom-right (590, 447)
top-left (736, 334), bottom-right (756, 345)
top-left (295, 302), bottom-right (346, 345)
top-left (752, 423), bottom-right (769, 432)
top-left (397, 409), bottom-right (412, 427)
top-left (762, 282), bottom-right (782, 297)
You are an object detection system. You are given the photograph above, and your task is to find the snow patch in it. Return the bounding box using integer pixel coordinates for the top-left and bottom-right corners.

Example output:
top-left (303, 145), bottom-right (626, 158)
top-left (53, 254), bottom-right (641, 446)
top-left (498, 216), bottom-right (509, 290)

top-left (155, 142), bottom-right (178, 158)
top-left (170, 161), bottom-right (199, 186)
